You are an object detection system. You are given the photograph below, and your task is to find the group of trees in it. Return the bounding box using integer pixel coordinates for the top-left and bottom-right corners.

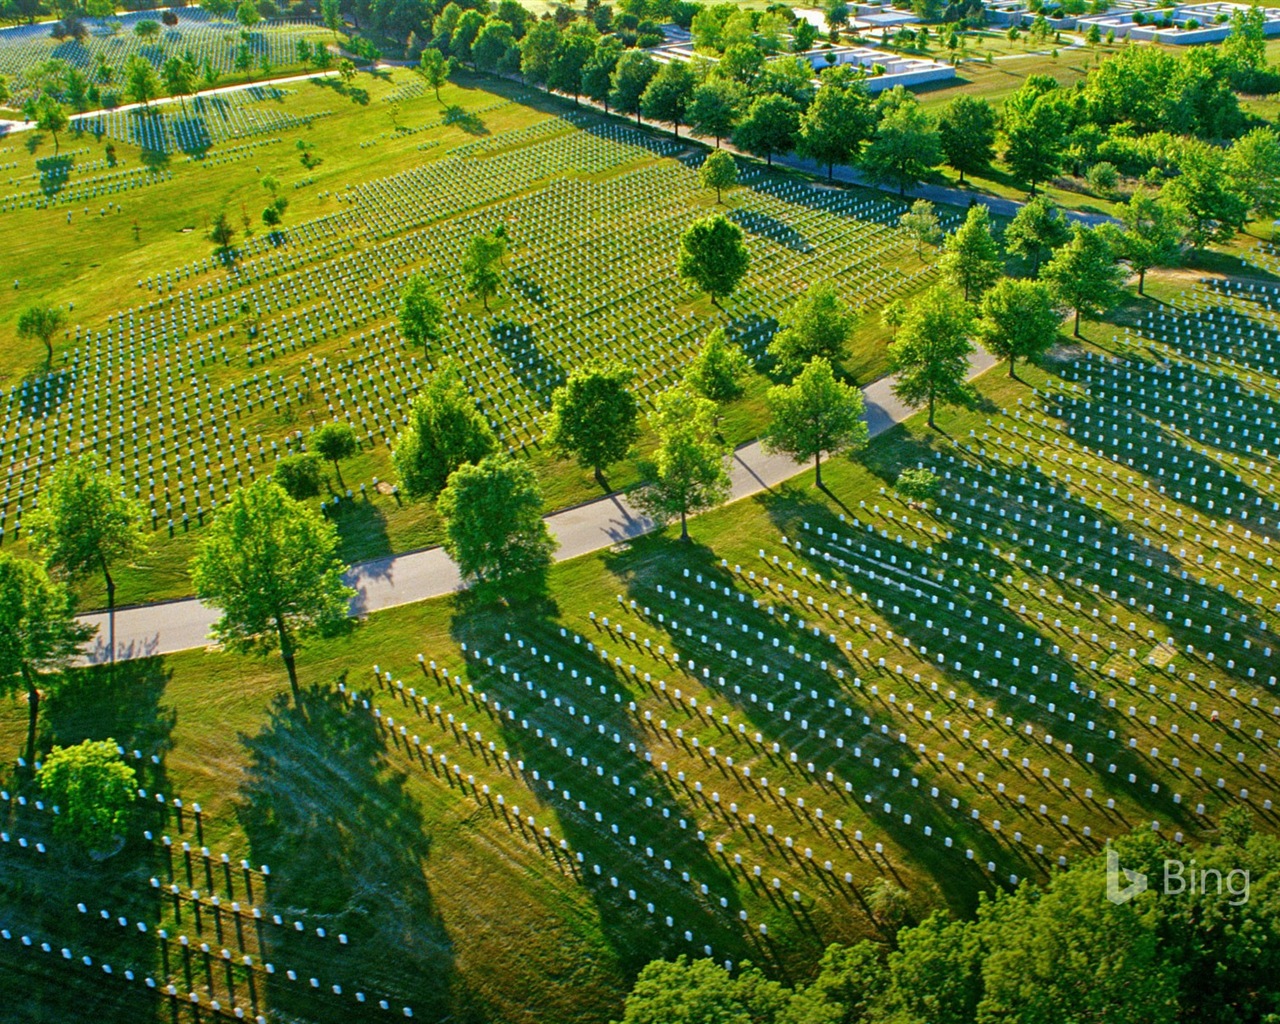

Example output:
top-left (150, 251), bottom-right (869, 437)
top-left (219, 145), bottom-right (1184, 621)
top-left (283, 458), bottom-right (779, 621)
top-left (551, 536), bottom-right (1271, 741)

top-left (617, 819), bottom-right (1280, 1024)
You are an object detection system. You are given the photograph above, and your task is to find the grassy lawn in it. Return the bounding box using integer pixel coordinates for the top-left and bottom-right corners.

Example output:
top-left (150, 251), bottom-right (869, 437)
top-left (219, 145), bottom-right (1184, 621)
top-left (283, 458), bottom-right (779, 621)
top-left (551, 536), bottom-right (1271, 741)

top-left (0, 65), bottom-right (936, 609)
top-left (4, 252), bottom-right (1279, 1021)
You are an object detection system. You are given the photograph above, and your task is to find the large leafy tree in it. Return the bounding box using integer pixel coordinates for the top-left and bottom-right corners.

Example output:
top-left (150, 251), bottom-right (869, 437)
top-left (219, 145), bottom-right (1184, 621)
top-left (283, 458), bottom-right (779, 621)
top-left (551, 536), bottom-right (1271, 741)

top-left (939, 204), bottom-right (1003, 303)
top-left (860, 87), bottom-right (941, 196)
top-left (899, 199), bottom-right (943, 257)
top-left (1003, 75), bottom-right (1068, 194)
top-left (634, 386), bottom-right (731, 542)
top-left (1117, 189), bottom-right (1186, 295)
top-left (687, 327), bottom-right (750, 402)
top-left (191, 480), bottom-right (353, 702)
top-left (762, 357), bottom-right (868, 488)
top-left (640, 58), bottom-right (695, 135)
top-left (546, 26), bottom-right (596, 103)
top-left (976, 278), bottom-right (1062, 378)
top-left (1162, 140), bottom-right (1248, 249)
top-left (398, 273), bottom-right (444, 350)
top-left (699, 149), bottom-right (738, 203)
top-left (889, 285), bottom-right (976, 428)
top-left (416, 47), bottom-right (451, 101)
top-left (436, 454), bottom-right (556, 597)
top-left (1003, 195), bottom-right (1070, 277)
top-left (547, 362), bottom-right (640, 489)
top-left (581, 36), bottom-right (622, 112)
top-left (609, 49), bottom-right (658, 125)
top-left (16, 303), bottom-right (64, 368)
top-left (733, 92), bottom-right (801, 167)
top-left (463, 234), bottom-right (502, 310)
top-left (34, 96), bottom-right (68, 153)
top-left (519, 19), bottom-right (559, 83)
top-left (937, 95), bottom-right (996, 184)
top-left (123, 54), bottom-right (160, 106)
top-left (767, 282), bottom-right (856, 374)
top-left (677, 213), bottom-right (749, 307)
top-left (472, 18), bottom-right (516, 72)
top-left (1225, 126), bottom-right (1280, 223)
top-left (37, 740), bottom-right (136, 852)
top-left (392, 367), bottom-right (497, 498)
top-left (0, 553), bottom-right (94, 765)
top-left (1042, 224), bottom-right (1125, 336)
top-left (619, 956), bottom-right (790, 1024)
top-left (798, 70), bottom-right (874, 180)
top-left (160, 54), bottom-right (196, 113)
top-left (28, 455), bottom-right (147, 666)
top-left (687, 77), bottom-right (744, 147)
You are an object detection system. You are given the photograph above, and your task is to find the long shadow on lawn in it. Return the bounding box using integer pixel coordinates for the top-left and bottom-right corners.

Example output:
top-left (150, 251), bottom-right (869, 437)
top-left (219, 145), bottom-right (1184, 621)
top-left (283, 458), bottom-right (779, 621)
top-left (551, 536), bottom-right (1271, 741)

top-left (237, 687), bottom-right (460, 1023)
top-left (445, 599), bottom-right (751, 979)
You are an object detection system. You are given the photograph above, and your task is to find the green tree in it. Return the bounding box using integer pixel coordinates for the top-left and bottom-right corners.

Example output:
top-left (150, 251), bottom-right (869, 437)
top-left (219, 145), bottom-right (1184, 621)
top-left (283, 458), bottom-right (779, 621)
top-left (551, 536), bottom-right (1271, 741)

top-left (416, 47), bottom-right (451, 101)
top-left (37, 740), bottom-right (136, 851)
top-left (337, 56), bottom-right (357, 85)
top-left (733, 92), bottom-right (800, 167)
top-left (1223, 2), bottom-right (1267, 84)
top-left (546, 28), bottom-right (596, 103)
top-left (619, 956), bottom-right (790, 1024)
top-left (1042, 224), bottom-right (1125, 336)
top-left (273, 452), bottom-right (324, 500)
top-left (312, 422), bottom-right (360, 490)
top-left (687, 327), bottom-right (750, 402)
top-left (191, 480), bottom-right (354, 702)
top-left (677, 213), bottom-right (750, 307)
top-left (687, 77), bottom-right (744, 147)
top-left (519, 19), bottom-right (560, 83)
top-left (398, 273), bottom-right (444, 350)
top-left (581, 36), bottom-right (623, 111)
top-left (1003, 75), bottom-right (1067, 194)
top-left (634, 386), bottom-right (731, 541)
top-left (889, 285), bottom-right (976, 428)
top-left (322, 0), bottom-right (341, 36)
top-left (798, 71), bottom-right (873, 180)
top-left (436, 454), bottom-right (556, 596)
top-left (472, 18), bottom-right (515, 71)
top-left (1162, 140), bottom-right (1248, 249)
top-left (463, 234), bottom-right (502, 310)
top-left (16, 302), bottom-right (64, 368)
top-left (160, 54), bottom-right (196, 113)
top-left (699, 148), bottom-right (737, 203)
top-left (34, 96), bottom-right (68, 153)
top-left (134, 17), bottom-right (161, 39)
top-left (28, 454), bottom-right (147, 666)
top-left (236, 0), bottom-right (260, 28)
top-left (719, 41), bottom-right (765, 86)
top-left (0, 553), bottom-right (93, 765)
top-left (610, 48), bottom-right (658, 124)
top-left (1226, 126), bottom-right (1280, 223)
top-left (899, 198), bottom-right (942, 257)
top-left (768, 282), bottom-right (856, 374)
top-left (1117, 189), bottom-right (1186, 295)
top-left (860, 87), bottom-right (942, 196)
top-left (939, 204), bottom-right (1003, 302)
top-left (640, 58), bottom-right (695, 135)
top-left (937, 95), bottom-right (996, 183)
top-left (1003, 194), bottom-right (1070, 276)
top-left (123, 54), bottom-right (160, 106)
top-left (547, 362), bottom-right (640, 489)
top-left (392, 367), bottom-right (498, 498)
top-left (763, 357), bottom-right (867, 488)
top-left (976, 277), bottom-right (1062, 377)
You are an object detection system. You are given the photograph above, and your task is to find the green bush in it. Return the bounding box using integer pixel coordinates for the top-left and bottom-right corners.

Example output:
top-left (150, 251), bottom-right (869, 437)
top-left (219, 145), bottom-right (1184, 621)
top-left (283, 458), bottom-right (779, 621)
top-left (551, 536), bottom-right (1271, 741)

top-left (38, 740), bottom-right (136, 853)
top-left (273, 452), bottom-right (325, 499)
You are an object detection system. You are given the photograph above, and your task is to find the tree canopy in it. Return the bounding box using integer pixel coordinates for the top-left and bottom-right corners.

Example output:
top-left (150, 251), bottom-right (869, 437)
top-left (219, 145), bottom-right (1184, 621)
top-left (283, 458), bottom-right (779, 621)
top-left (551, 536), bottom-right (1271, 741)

top-left (889, 285), bottom-right (976, 428)
top-left (634, 386), bottom-right (730, 541)
top-left (677, 213), bottom-right (749, 307)
top-left (975, 278), bottom-right (1062, 377)
top-left (546, 362), bottom-right (640, 488)
top-left (762, 357), bottom-right (868, 488)
top-left (1042, 224), bottom-right (1126, 336)
top-left (767, 282), bottom-right (856, 375)
top-left (38, 740), bottom-right (136, 852)
top-left (393, 366), bottom-right (498, 498)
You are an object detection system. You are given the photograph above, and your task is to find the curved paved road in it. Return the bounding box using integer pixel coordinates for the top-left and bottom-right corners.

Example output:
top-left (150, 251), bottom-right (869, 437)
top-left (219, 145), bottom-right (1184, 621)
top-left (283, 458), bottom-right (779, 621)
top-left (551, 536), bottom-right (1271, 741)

top-left (78, 348), bottom-right (1000, 664)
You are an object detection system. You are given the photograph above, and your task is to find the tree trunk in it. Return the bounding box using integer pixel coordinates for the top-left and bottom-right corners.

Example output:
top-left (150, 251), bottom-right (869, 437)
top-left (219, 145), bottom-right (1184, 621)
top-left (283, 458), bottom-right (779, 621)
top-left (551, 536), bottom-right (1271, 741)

top-left (673, 120), bottom-right (679, 138)
top-left (277, 619), bottom-right (300, 703)
top-left (333, 459), bottom-right (345, 490)
top-left (22, 667), bottom-right (38, 766)
top-left (594, 465), bottom-right (608, 491)
top-left (828, 161), bottom-right (833, 181)
top-left (959, 168), bottom-right (965, 184)
top-left (680, 509), bottom-right (689, 541)
top-left (635, 110), bottom-right (640, 126)
top-left (715, 186), bottom-right (721, 203)
top-left (766, 152), bottom-right (772, 167)
top-left (1138, 267), bottom-right (1146, 295)
top-left (1073, 306), bottom-right (1081, 337)
top-left (814, 451), bottom-right (822, 488)
top-left (1008, 357), bottom-right (1017, 378)
top-left (928, 393), bottom-right (936, 429)
top-left (101, 556), bottom-right (116, 666)
top-left (44, 337), bottom-right (53, 367)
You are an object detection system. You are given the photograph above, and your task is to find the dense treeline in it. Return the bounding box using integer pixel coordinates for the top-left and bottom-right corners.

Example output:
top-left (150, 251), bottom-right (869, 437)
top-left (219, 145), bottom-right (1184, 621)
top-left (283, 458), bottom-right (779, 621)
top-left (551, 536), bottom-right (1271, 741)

top-left (615, 814), bottom-right (1280, 1024)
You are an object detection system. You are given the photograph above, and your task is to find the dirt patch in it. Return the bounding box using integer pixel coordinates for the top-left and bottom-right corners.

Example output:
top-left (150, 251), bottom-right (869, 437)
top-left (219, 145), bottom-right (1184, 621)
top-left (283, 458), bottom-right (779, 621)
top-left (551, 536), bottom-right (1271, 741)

top-left (375, 480), bottom-right (395, 495)
top-left (1044, 341), bottom-right (1087, 365)
top-left (1146, 641), bottom-right (1176, 668)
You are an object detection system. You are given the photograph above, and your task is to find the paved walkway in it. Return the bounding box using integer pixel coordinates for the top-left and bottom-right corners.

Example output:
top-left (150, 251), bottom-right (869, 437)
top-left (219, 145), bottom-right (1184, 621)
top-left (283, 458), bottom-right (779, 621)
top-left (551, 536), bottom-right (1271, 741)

top-left (78, 348), bottom-right (1000, 664)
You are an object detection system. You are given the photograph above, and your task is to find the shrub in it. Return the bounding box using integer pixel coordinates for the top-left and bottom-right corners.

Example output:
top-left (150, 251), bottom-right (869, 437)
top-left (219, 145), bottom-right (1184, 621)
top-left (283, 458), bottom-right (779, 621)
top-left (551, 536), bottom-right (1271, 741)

top-left (273, 453), bottom-right (325, 499)
top-left (38, 740), bottom-right (136, 853)
top-left (1086, 160), bottom-right (1119, 195)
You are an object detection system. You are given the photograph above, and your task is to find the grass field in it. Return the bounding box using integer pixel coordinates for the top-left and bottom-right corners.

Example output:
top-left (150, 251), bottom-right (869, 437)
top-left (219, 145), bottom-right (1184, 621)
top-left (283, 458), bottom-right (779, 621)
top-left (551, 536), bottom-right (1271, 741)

top-left (3, 244), bottom-right (1280, 1021)
top-left (0, 64), bottom-right (944, 609)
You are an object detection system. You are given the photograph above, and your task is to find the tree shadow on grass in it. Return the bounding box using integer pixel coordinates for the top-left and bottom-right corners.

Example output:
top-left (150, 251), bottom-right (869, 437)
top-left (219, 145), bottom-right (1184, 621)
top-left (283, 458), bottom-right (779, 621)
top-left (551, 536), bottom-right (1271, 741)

top-left (237, 686), bottom-right (459, 1022)
top-left (333, 497), bottom-right (392, 566)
